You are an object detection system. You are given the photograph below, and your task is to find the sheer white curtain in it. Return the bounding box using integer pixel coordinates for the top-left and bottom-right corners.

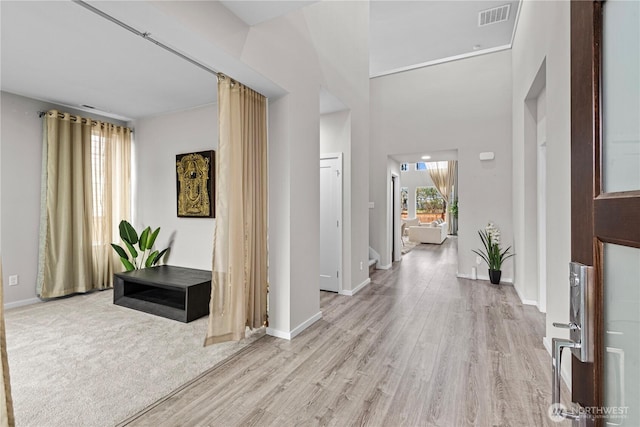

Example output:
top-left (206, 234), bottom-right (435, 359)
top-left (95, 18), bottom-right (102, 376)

top-left (91, 124), bottom-right (131, 287)
top-left (428, 160), bottom-right (457, 233)
top-left (446, 161), bottom-right (457, 234)
top-left (205, 75), bottom-right (268, 346)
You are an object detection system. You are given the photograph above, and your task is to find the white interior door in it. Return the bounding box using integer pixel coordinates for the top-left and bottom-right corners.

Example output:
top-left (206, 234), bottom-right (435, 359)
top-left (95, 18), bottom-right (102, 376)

top-left (320, 157), bottom-right (341, 292)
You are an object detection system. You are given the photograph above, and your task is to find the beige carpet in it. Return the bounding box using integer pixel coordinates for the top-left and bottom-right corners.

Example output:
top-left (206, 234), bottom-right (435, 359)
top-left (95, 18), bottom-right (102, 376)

top-left (4, 290), bottom-right (263, 427)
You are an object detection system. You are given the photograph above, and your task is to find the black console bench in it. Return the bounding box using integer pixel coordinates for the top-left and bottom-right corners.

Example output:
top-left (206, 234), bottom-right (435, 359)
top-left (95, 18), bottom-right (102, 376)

top-left (114, 265), bottom-right (211, 323)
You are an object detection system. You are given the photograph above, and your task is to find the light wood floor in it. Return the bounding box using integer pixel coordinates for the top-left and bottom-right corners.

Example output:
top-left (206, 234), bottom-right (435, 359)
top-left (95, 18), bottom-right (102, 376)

top-left (123, 239), bottom-right (569, 426)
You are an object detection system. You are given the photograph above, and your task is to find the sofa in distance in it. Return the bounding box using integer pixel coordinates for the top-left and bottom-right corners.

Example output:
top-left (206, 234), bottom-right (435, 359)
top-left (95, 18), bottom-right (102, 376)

top-left (408, 222), bottom-right (448, 244)
top-left (401, 217), bottom-right (420, 236)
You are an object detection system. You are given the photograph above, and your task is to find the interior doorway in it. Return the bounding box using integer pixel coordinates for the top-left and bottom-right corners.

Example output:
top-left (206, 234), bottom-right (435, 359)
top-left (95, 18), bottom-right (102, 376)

top-left (319, 155), bottom-right (342, 292)
top-left (391, 174), bottom-right (400, 262)
top-left (524, 60), bottom-right (547, 312)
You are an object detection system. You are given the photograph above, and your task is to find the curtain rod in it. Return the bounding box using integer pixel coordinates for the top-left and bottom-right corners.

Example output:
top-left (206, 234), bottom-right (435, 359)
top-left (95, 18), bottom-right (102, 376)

top-left (37, 110), bottom-right (133, 132)
top-left (72, 0), bottom-right (220, 79)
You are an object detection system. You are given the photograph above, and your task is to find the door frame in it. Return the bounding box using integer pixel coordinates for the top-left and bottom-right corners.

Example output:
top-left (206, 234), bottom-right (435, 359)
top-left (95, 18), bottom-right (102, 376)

top-left (537, 142), bottom-right (547, 313)
top-left (570, 0), bottom-right (602, 414)
top-left (320, 153), bottom-right (343, 294)
top-left (390, 173), bottom-right (401, 263)
top-left (571, 0), bottom-right (640, 423)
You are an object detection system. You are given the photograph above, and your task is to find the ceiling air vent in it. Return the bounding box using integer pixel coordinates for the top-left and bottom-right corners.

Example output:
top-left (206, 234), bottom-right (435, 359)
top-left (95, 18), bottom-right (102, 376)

top-left (478, 4), bottom-right (511, 27)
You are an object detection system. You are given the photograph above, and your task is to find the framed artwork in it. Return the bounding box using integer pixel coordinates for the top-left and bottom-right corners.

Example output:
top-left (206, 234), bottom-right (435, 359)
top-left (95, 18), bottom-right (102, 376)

top-left (176, 150), bottom-right (215, 218)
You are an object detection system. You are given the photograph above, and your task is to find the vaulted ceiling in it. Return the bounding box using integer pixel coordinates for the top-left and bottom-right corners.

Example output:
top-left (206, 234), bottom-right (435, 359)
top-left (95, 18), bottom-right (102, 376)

top-left (0, 1), bottom-right (520, 120)
top-left (370, 1), bottom-right (519, 77)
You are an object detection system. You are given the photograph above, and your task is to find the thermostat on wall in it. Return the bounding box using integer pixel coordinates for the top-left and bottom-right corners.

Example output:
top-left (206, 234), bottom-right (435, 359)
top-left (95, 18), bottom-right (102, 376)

top-left (479, 152), bottom-right (495, 161)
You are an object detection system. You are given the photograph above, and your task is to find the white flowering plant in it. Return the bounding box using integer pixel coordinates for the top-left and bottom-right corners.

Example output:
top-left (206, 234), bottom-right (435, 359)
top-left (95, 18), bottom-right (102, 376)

top-left (472, 222), bottom-right (514, 271)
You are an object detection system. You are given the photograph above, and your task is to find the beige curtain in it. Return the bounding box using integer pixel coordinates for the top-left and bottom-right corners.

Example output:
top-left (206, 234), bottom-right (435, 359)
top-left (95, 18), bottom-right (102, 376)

top-left (449, 161), bottom-right (458, 234)
top-left (37, 111), bottom-right (131, 298)
top-left (428, 160), bottom-right (457, 233)
top-left (0, 259), bottom-right (15, 427)
top-left (205, 75), bottom-right (268, 346)
top-left (37, 111), bottom-right (94, 298)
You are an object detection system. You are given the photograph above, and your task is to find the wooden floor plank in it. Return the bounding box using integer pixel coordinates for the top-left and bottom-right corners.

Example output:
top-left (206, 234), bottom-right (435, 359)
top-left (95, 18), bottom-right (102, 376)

top-left (125, 238), bottom-right (569, 427)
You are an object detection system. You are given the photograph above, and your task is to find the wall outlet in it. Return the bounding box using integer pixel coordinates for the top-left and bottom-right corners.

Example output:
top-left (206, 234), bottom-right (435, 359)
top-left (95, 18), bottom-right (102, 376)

top-left (8, 275), bottom-right (19, 286)
top-left (360, 261), bottom-right (363, 271)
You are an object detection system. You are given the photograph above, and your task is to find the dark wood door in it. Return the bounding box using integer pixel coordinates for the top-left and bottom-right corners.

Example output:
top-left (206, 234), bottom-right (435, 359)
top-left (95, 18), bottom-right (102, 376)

top-left (571, 0), bottom-right (640, 425)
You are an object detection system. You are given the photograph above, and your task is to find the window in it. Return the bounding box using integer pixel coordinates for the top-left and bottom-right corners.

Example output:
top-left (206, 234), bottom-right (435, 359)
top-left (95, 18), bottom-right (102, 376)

top-left (401, 187), bottom-right (408, 217)
top-left (416, 186), bottom-right (444, 214)
top-left (415, 162), bottom-right (427, 171)
top-left (90, 126), bottom-right (131, 247)
top-left (401, 163), bottom-right (408, 171)
top-left (91, 132), bottom-right (106, 219)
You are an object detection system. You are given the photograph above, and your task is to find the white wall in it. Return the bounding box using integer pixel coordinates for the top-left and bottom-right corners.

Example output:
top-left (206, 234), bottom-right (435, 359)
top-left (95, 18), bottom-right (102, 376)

top-left (400, 167), bottom-right (436, 189)
top-left (511, 1), bottom-right (571, 349)
top-left (0, 89), bottom-right (2, 296)
top-left (267, 95), bottom-right (291, 333)
top-left (132, 103), bottom-right (217, 271)
top-left (320, 110), bottom-right (352, 293)
top-left (0, 1), bottom-right (371, 338)
top-left (320, 111), bottom-right (350, 154)
top-left (0, 91), bottom-right (40, 306)
top-left (143, 1), bottom-right (370, 337)
top-left (370, 50), bottom-right (513, 281)
top-left (255, 3), bottom-right (371, 331)
top-left (0, 91), bottom-right (126, 307)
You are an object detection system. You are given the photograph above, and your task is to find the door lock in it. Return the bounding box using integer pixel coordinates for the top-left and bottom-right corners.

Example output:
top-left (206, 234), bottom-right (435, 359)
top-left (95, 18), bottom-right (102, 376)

top-left (550, 262), bottom-right (595, 423)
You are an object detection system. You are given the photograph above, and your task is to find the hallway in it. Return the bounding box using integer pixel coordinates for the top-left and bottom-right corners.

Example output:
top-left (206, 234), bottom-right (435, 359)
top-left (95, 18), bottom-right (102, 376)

top-left (125, 239), bottom-right (568, 426)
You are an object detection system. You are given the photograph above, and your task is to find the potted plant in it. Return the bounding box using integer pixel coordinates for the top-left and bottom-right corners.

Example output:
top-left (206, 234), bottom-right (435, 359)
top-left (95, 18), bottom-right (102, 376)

top-left (111, 220), bottom-right (169, 271)
top-left (472, 222), bottom-right (514, 284)
top-left (449, 198), bottom-right (458, 235)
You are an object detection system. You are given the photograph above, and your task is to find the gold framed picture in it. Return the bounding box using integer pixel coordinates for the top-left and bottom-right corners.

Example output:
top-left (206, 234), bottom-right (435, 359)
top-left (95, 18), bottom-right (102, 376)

top-left (176, 150), bottom-right (215, 218)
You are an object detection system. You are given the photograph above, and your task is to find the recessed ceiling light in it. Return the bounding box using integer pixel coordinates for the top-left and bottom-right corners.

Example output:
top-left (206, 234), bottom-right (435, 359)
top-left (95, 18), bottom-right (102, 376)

top-left (421, 155), bottom-right (431, 160)
top-left (473, 44), bottom-right (482, 51)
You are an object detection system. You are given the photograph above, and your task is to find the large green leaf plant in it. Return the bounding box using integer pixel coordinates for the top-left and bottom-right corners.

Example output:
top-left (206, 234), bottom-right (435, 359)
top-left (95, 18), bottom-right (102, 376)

top-left (111, 220), bottom-right (169, 271)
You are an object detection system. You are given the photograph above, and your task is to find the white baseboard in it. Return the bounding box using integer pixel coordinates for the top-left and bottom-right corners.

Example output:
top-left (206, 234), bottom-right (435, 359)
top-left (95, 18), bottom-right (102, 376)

top-left (476, 274), bottom-right (513, 284)
top-left (376, 263), bottom-right (392, 270)
top-left (543, 336), bottom-right (572, 392)
top-left (456, 272), bottom-right (514, 285)
top-left (266, 311), bottom-right (322, 341)
top-left (339, 278), bottom-right (371, 296)
top-left (512, 283), bottom-right (539, 307)
top-left (4, 297), bottom-right (41, 310)
top-left (456, 273), bottom-right (538, 308)
top-left (266, 327), bottom-right (290, 340)
top-left (290, 311), bottom-right (322, 339)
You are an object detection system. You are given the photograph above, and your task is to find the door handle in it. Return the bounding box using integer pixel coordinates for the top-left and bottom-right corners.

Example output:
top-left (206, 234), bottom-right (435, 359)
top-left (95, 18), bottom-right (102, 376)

top-left (553, 322), bottom-right (581, 331)
top-left (552, 338), bottom-right (580, 421)
top-left (548, 262), bottom-right (596, 424)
